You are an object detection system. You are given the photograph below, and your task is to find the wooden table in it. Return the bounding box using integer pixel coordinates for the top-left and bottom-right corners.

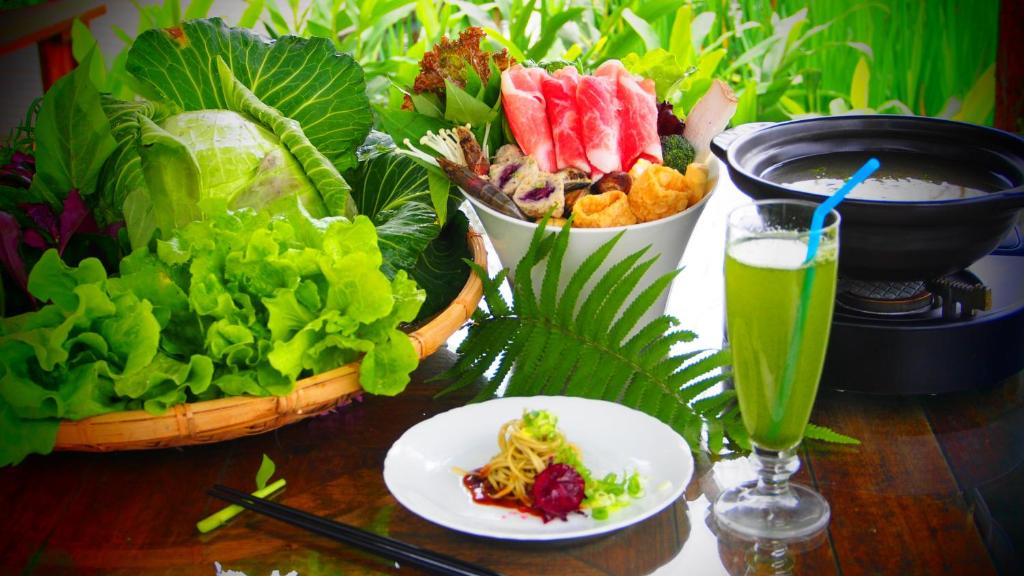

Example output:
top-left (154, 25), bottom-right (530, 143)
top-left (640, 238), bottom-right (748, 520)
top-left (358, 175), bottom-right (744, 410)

top-left (0, 350), bottom-right (1020, 575)
top-left (1, 174), bottom-right (1021, 575)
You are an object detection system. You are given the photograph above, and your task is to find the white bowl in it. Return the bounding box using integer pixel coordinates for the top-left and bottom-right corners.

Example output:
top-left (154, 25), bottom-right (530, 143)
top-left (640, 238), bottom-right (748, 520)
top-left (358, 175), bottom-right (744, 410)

top-left (464, 158), bottom-right (719, 328)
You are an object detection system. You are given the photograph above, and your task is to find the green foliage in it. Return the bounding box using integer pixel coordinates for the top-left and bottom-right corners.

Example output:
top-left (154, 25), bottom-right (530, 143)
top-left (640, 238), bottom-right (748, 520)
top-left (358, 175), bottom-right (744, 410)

top-left (439, 218), bottom-right (745, 453)
top-left (0, 204), bottom-right (426, 466)
top-left (255, 453), bottom-right (277, 490)
top-left (440, 218), bottom-right (857, 454)
top-left (96, 18), bottom-right (371, 249)
top-left (28, 51), bottom-right (117, 208)
top-left (344, 140), bottom-right (440, 275)
top-left (125, 18), bottom-right (371, 173)
top-left (804, 423), bottom-right (860, 445)
top-left (0, 97), bottom-right (39, 168)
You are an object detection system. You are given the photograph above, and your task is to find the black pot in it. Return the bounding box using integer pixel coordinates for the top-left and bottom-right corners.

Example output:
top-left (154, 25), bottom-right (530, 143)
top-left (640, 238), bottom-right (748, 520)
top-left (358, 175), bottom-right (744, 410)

top-left (711, 116), bottom-right (1024, 280)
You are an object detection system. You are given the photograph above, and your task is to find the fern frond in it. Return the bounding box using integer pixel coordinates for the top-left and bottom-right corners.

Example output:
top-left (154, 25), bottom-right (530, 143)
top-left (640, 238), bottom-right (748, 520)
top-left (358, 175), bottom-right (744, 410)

top-left (573, 248), bottom-right (649, 334)
top-left (591, 256), bottom-right (656, 339)
top-left (555, 232), bottom-right (623, 326)
top-left (623, 316), bottom-right (679, 355)
top-left (508, 323), bottom-right (551, 390)
top-left (517, 332), bottom-right (570, 396)
top-left (539, 219), bottom-right (572, 314)
top-left (692, 389), bottom-right (737, 417)
top-left (468, 261), bottom-right (510, 317)
top-left (804, 423), bottom-right (861, 445)
top-left (608, 270), bottom-right (682, 344)
top-left (442, 220), bottom-right (857, 453)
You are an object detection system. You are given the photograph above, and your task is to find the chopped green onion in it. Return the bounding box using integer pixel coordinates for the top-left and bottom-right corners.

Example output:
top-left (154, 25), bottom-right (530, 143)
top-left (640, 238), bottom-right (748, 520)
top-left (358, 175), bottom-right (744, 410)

top-left (196, 478), bottom-right (286, 534)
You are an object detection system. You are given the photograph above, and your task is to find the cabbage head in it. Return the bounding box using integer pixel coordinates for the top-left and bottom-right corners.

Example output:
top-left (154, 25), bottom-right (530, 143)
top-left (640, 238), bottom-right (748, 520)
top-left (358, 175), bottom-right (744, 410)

top-left (97, 19), bottom-right (372, 250)
top-left (159, 110), bottom-right (326, 215)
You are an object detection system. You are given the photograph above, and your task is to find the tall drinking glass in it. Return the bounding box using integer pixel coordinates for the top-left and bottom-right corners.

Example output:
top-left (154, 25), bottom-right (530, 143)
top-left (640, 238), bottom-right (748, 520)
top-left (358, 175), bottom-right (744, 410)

top-left (714, 199), bottom-right (840, 540)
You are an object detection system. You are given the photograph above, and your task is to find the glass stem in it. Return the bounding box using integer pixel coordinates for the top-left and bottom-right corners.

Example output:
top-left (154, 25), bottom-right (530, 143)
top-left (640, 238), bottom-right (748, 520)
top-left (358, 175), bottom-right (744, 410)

top-left (745, 540), bottom-right (794, 575)
top-left (751, 446), bottom-right (800, 497)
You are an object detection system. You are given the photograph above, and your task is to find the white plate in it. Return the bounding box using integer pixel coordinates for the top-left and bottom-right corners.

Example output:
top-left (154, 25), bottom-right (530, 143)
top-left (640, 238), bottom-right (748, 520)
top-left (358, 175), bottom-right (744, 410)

top-left (383, 396), bottom-right (693, 541)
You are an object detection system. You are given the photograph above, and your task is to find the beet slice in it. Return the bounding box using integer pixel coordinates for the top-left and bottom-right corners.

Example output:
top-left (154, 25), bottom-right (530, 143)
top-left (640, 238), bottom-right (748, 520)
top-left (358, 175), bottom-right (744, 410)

top-left (531, 463), bottom-right (586, 522)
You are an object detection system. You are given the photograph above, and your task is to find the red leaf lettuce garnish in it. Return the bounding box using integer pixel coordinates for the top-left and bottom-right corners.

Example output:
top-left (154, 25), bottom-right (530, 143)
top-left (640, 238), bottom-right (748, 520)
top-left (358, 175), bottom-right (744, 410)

top-left (409, 27), bottom-right (514, 104)
top-left (657, 101), bottom-right (685, 137)
top-left (531, 463), bottom-right (586, 522)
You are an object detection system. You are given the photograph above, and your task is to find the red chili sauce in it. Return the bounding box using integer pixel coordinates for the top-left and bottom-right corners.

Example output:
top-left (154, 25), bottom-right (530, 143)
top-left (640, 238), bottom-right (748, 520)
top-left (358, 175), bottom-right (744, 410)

top-left (461, 471), bottom-right (544, 519)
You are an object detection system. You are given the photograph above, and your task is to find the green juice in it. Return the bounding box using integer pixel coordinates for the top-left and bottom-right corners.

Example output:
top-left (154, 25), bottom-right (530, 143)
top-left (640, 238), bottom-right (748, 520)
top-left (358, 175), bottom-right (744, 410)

top-left (725, 237), bottom-right (838, 451)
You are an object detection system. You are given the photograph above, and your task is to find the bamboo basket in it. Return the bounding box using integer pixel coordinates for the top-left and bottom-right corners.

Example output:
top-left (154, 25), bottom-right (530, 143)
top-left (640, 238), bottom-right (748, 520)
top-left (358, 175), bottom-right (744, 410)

top-left (53, 230), bottom-right (487, 452)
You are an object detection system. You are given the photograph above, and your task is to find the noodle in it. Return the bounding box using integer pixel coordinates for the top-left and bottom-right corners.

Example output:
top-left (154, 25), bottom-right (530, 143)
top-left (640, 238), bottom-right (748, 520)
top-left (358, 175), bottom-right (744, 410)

top-left (475, 412), bottom-right (579, 507)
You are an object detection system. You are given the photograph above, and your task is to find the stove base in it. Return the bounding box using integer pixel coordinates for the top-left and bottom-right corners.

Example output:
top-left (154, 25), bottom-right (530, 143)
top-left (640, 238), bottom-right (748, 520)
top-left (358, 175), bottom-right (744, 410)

top-left (821, 255), bottom-right (1024, 395)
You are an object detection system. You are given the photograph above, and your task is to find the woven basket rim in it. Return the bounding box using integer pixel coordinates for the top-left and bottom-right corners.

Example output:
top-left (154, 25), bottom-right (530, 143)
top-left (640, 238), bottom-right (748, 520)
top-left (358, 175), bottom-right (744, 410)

top-left (53, 229), bottom-right (486, 451)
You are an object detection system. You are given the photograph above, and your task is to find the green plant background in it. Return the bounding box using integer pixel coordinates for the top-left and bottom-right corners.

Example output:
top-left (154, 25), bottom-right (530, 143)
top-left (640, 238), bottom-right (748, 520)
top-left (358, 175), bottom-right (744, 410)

top-left (51, 0), bottom-right (1000, 130)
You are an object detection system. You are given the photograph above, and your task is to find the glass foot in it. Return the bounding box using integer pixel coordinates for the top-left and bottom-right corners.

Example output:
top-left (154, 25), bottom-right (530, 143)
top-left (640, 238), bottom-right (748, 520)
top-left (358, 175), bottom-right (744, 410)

top-left (714, 480), bottom-right (830, 541)
top-left (713, 446), bottom-right (830, 541)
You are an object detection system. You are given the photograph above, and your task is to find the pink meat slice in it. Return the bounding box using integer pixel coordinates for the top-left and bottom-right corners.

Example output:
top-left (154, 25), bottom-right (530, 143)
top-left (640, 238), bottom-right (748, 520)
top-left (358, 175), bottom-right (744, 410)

top-left (577, 73), bottom-right (621, 175)
top-left (595, 60), bottom-right (663, 170)
top-left (501, 65), bottom-right (557, 172)
top-left (541, 67), bottom-right (590, 173)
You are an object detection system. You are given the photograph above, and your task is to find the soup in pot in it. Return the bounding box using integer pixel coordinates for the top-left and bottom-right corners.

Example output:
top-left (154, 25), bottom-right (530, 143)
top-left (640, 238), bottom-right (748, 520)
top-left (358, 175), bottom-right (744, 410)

top-left (763, 151), bottom-right (1006, 202)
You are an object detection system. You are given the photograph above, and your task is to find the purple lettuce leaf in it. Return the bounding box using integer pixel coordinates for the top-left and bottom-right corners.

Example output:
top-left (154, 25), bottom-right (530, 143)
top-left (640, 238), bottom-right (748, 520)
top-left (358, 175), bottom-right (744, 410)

top-left (0, 211), bottom-right (28, 292)
top-left (58, 190), bottom-right (97, 255)
top-left (20, 203), bottom-right (57, 241)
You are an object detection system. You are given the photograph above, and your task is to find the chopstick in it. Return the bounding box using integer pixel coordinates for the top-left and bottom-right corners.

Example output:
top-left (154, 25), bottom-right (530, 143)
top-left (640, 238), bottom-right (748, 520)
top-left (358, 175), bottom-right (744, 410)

top-left (208, 485), bottom-right (502, 576)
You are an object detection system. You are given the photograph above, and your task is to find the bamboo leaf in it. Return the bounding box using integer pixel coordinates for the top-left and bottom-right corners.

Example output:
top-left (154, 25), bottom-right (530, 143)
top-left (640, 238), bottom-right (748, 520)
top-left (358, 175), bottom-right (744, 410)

top-left (621, 9), bottom-right (660, 52)
top-left (690, 12), bottom-right (716, 51)
top-left (669, 5), bottom-right (693, 66)
top-left (952, 63), bottom-right (995, 125)
top-left (850, 56), bottom-right (870, 110)
top-left (526, 8), bottom-right (586, 61)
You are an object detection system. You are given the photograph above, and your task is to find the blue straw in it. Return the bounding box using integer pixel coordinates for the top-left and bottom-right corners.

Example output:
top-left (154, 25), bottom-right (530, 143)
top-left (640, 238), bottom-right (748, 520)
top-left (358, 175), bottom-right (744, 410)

top-left (803, 157), bottom-right (881, 264)
top-left (768, 158), bottom-right (881, 441)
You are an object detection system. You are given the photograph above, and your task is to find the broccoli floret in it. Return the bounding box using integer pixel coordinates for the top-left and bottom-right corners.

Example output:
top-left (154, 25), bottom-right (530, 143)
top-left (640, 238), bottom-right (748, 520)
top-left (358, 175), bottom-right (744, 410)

top-left (660, 134), bottom-right (696, 174)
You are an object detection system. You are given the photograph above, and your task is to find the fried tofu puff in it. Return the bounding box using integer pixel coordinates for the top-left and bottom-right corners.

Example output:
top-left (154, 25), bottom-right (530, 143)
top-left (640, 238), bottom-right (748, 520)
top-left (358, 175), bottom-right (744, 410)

top-left (628, 164), bottom-right (689, 223)
top-left (628, 162), bottom-right (710, 223)
top-left (572, 191), bottom-right (637, 228)
top-left (682, 162), bottom-right (709, 206)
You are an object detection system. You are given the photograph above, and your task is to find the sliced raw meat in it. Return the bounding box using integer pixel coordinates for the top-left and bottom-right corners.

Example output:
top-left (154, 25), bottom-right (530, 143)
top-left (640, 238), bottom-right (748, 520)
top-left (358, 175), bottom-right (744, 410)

top-left (501, 65), bottom-right (557, 172)
top-left (577, 73), bottom-right (620, 175)
top-left (596, 60), bottom-right (662, 171)
top-left (541, 67), bottom-right (590, 173)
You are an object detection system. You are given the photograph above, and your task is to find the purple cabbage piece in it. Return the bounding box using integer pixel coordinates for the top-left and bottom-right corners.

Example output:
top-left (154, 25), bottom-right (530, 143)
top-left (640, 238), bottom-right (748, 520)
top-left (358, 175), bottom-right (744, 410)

top-left (498, 164), bottom-right (519, 189)
top-left (522, 185), bottom-right (555, 202)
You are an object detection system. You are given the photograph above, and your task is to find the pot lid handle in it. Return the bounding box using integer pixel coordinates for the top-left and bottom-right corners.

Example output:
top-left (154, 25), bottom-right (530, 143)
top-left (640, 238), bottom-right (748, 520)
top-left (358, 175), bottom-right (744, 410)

top-left (710, 122), bottom-right (774, 161)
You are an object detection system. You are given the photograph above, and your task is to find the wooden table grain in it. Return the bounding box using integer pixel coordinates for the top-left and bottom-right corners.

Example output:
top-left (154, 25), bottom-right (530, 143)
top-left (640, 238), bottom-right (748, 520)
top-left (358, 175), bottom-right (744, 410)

top-left (0, 346), bottom-right (1019, 576)
top-left (1, 173), bottom-right (1020, 576)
